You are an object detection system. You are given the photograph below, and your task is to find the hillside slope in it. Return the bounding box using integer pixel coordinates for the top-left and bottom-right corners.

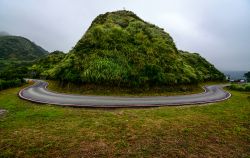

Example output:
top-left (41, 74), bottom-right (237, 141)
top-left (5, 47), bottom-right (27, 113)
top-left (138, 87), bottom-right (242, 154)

top-left (0, 36), bottom-right (48, 61)
top-left (44, 10), bottom-right (224, 87)
top-left (30, 51), bottom-right (66, 78)
top-left (0, 35), bottom-right (48, 90)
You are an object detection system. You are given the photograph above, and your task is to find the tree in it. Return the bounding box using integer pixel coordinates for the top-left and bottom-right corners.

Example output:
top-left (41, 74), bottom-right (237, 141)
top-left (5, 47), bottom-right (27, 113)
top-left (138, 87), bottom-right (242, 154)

top-left (244, 71), bottom-right (250, 81)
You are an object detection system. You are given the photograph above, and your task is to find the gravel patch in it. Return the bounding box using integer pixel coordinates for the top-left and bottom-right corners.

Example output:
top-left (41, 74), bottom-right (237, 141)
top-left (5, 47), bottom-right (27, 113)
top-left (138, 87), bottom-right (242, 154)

top-left (0, 109), bottom-right (7, 116)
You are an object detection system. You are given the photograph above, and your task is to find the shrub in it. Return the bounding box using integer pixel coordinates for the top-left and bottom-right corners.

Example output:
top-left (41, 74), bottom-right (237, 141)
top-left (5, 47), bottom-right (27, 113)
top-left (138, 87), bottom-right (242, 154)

top-left (230, 83), bottom-right (250, 92)
top-left (0, 79), bottom-right (24, 91)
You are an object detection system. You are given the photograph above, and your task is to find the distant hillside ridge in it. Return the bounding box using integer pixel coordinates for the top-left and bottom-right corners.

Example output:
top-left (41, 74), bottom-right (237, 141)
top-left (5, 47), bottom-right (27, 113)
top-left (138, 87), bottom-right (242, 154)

top-left (39, 10), bottom-right (225, 87)
top-left (0, 35), bottom-right (48, 61)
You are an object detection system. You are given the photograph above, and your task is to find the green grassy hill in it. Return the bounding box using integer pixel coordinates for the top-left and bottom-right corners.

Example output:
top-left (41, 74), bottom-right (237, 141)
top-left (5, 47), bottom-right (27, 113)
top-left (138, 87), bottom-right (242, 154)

top-left (0, 35), bottom-right (48, 61)
top-left (42, 10), bottom-right (224, 87)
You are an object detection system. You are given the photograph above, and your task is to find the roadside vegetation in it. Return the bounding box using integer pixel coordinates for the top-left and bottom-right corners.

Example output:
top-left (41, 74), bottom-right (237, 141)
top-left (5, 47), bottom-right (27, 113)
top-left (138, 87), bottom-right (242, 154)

top-left (46, 80), bottom-right (203, 96)
top-left (0, 86), bottom-right (249, 157)
top-left (0, 63), bottom-right (28, 91)
top-left (229, 83), bottom-right (250, 92)
top-left (0, 79), bottom-right (23, 91)
top-left (46, 80), bottom-right (227, 96)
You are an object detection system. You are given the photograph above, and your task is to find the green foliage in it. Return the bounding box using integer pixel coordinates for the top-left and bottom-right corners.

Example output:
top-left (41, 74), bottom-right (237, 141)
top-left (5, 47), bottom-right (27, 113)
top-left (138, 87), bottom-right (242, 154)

top-left (0, 35), bottom-right (48, 85)
top-left (180, 51), bottom-right (225, 81)
top-left (244, 71), bottom-right (250, 81)
top-left (30, 51), bottom-right (65, 78)
top-left (230, 83), bottom-right (250, 92)
top-left (0, 79), bottom-right (23, 91)
top-left (81, 58), bottom-right (126, 85)
top-left (37, 10), bottom-right (225, 87)
top-left (0, 59), bottom-right (32, 74)
top-left (0, 62), bottom-right (28, 90)
top-left (0, 36), bottom-right (48, 61)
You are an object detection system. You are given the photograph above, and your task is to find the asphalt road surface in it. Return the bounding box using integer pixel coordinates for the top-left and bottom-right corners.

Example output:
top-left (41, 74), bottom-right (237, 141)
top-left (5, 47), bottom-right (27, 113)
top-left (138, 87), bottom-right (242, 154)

top-left (19, 80), bottom-right (231, 108)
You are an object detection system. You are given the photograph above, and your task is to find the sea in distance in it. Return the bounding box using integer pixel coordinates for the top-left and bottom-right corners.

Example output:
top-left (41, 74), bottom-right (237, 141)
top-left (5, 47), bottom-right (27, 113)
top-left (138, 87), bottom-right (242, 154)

top-left (223, 70), bottom-right (247, 80)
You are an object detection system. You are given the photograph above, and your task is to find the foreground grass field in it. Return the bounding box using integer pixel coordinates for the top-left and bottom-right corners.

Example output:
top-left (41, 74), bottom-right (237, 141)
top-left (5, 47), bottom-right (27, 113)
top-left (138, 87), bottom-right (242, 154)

top-left (0, 85), bottom-right (249, 157)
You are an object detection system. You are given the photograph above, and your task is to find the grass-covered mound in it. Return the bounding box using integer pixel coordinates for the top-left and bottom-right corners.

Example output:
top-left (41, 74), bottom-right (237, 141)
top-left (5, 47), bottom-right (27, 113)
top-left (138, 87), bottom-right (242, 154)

top-left (41, 10), bottom-right (224, 87)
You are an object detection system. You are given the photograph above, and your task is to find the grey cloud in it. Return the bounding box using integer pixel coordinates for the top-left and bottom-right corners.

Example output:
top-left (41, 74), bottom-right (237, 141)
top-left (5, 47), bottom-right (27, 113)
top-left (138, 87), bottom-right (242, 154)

top-left (0, 0), bottom-right (249, 71)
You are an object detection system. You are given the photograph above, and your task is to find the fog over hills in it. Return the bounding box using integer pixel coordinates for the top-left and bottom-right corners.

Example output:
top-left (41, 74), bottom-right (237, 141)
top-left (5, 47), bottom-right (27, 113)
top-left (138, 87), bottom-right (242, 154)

top-left (0, 0), bottom-right (249, 71)
top-left (0, 31), bottom-right (10, 36)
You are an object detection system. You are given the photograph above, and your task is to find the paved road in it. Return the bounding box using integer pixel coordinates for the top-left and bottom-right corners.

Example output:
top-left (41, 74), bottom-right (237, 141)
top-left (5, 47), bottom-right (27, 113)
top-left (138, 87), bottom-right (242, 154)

top-left (19, 80), bottom-right (231, 108)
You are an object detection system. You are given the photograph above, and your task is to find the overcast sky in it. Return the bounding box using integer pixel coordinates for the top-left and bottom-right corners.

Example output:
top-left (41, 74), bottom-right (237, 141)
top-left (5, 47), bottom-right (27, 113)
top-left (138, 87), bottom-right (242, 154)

top-left (0, 0), bottom-right (249, 71)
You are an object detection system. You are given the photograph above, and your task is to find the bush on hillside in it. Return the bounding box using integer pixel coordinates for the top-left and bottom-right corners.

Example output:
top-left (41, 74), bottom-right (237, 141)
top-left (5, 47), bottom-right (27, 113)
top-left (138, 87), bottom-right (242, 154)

top-left (0, 79), bottom-right (24, 91)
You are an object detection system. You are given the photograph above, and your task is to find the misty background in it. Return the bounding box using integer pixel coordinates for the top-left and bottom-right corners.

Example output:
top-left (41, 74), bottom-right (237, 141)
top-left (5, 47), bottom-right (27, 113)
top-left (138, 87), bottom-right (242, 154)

top-left (0, 0), bottom-right (249, 71)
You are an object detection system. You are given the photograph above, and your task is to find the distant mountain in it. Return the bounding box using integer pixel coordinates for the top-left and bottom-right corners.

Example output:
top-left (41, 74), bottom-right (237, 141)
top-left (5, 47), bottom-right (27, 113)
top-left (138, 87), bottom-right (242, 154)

top-left (37, 10), bottom-right (225, 87)
top-left (223, 71), bottom-right (247, 80)
top-left (0, 36), bottom-right (48, 61)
